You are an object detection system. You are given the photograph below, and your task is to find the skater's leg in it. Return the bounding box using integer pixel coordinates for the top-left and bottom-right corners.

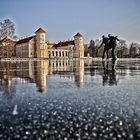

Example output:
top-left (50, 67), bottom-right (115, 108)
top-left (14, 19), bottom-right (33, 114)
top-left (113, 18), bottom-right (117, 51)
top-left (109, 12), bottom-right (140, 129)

top-left (106, 49), bottom-right (109, 60)
top-left (111, 47), bottom-right (116, 60)
top-left (102, 48), bottom-right (106, 59)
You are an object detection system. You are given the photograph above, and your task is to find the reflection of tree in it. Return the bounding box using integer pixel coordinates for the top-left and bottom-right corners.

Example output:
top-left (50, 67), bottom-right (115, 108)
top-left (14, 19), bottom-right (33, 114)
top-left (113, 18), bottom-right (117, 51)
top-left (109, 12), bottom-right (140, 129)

top-left (102, 60), bottom-right (118, 86)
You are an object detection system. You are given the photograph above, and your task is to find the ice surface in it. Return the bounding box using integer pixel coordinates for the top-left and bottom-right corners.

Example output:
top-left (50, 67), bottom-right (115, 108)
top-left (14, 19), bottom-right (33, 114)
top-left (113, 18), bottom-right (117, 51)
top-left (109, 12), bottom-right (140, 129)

top-left (0, 60), bottom-right (140, 139)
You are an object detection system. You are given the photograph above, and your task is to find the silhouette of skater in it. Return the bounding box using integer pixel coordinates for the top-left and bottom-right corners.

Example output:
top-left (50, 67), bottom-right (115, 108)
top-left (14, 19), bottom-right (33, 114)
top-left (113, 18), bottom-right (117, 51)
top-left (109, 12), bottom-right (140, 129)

top-left (97, 34), bottom-right (120, 60)
top-left (102, 59), bottom-right (118, 86)
top-left (97, 35), bottom-right (110, 60)
top-left (108, 34), bottom-right (120, 60)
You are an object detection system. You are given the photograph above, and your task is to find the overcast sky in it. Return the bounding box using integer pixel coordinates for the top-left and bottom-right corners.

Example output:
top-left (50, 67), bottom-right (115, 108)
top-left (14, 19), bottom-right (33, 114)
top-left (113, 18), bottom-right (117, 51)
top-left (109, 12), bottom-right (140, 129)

top-left (0, 0), bottom-right (140, 44)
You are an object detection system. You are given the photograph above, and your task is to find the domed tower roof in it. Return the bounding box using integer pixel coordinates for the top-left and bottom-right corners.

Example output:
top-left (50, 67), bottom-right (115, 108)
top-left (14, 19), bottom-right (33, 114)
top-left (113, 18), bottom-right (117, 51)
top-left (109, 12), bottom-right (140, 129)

top-left (74, 33), bottom-right (83, 37)
top-left (35, 27), bottom-right (46, 33)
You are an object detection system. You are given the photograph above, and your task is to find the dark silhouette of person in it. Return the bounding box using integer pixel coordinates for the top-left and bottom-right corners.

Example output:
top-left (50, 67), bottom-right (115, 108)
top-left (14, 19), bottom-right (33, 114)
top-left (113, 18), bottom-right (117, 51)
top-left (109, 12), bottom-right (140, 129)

top-left (108, 34), bottom-right (120, 60)
top-left (98, 35), bottom-right (110, 60)
top-left (102, 59), bottom-right (118, 86)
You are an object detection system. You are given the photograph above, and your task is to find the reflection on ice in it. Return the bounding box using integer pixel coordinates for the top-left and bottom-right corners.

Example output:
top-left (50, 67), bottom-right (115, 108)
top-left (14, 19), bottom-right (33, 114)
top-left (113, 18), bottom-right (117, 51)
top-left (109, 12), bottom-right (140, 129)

top-left (102, 60), bottom-right (118, 86)
top-left (12, 104), bottom-right (18, 115)
top-left (0, 59), bottom-right (140, 139)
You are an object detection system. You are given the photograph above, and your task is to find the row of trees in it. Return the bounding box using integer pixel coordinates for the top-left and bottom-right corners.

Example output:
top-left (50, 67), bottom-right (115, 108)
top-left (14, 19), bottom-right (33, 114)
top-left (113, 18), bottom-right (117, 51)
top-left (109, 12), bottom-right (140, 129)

top-left (85, 40), bottom-right (140, 58)
top-left (84, 40), bottom-right (104, 58)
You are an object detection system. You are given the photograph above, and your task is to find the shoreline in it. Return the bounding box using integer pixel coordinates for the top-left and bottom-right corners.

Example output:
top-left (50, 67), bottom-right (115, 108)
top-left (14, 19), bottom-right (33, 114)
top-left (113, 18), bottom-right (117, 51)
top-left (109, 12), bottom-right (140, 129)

top-left (0, 57), bottom-right (140, 62)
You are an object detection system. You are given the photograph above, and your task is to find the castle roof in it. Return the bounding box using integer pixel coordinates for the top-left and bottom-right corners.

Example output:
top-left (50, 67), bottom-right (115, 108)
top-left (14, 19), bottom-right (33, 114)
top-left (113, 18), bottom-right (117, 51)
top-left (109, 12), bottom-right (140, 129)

top-left (35, 27), bottom-right (46, 33)
top-left (17, 36), bottom-right (35, 44)
top-left (53, 40), bottom-right (74, 48)
top-left (74, 33), bottom-right (83, 37)
top-left (0, 36), bottom-right (15, 43)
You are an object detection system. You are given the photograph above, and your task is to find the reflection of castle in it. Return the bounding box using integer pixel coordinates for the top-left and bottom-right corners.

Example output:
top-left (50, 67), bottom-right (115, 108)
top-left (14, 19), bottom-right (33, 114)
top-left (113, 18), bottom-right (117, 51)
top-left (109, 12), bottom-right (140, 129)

top-left (34, 61), bottom-right (48, 93)
top-left (0, 27), bottom-right (84, 59)
top-left (48, 60), bottom-right (84, 87)
top-left (0, 60), bottom-right (85, 98)
top-left (0, 69), bottom-right (16, 99)
top-left (73, 60), bottom-right (84, 87)
top-left (0, 61), bottom-right (48, 97)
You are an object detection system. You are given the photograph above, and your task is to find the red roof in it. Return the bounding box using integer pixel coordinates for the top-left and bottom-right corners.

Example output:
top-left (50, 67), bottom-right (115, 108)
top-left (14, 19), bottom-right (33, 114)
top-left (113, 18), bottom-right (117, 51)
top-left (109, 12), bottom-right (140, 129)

top-left (53, 40), bottom-right (74, 48)
top-left (0, 36), bottom-right (15, 43)
top-left (35, 27), bottom-right (46, 33)
top-left (74, 33), bottom-right (83, 37)
top-left (17, 36), bottom-right (35, 44)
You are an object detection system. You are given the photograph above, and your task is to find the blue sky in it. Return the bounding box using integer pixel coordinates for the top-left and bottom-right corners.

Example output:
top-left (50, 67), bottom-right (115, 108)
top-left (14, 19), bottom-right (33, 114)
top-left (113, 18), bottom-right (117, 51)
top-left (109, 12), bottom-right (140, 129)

top-left (0, 0), bottom-right (140, 44)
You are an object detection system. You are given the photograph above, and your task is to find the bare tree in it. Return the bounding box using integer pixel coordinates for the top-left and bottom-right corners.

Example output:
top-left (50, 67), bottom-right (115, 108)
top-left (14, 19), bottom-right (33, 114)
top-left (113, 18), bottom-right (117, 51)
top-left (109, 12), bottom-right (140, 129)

top-left (88, 40), bottom-right (96, 57)
top-left (0, 19), bottom-right (17, 40)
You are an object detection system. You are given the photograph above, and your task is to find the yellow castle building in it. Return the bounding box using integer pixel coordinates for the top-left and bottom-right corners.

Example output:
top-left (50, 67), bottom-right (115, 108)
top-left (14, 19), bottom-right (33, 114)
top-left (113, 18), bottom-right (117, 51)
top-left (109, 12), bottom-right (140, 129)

top-left (35, 28), bottom-right (48, 58)
top-left (0, 27), bottom-right (84, 59)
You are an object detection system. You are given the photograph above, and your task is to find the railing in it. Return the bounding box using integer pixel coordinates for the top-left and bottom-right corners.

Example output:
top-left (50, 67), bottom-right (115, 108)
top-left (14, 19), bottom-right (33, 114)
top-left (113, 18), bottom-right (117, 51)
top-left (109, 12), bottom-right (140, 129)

top-left (0, 58), bottom-right (47, 61)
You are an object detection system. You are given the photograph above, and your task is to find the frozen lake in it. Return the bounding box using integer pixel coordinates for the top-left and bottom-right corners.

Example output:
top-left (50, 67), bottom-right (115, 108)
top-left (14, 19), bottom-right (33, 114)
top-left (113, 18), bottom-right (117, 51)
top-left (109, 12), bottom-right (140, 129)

top-left (0, 59), bottom-right (140, 139)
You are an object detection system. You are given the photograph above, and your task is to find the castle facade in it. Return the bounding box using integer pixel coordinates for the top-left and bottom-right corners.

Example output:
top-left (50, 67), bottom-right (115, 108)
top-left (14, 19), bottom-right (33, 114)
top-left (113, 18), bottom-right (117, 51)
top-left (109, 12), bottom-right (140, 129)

top-left (0, 27), bottom-right (84, 59)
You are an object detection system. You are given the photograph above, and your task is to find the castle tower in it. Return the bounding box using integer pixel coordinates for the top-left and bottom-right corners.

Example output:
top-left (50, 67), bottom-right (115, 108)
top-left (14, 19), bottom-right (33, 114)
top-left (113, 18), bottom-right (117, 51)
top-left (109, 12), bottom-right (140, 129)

top-left (35, 27), bottom-right (48, 58)
top-left (73, 33), bottom-right (84, 58)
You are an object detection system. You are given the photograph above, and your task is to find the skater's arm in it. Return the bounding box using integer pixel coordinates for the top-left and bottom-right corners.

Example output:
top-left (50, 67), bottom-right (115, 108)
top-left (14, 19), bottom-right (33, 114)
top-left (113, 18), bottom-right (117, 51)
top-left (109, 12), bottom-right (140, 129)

top-left (115, 36), bottom-right (120, 41)
top-left (98, 42), bottom-right (103, 49)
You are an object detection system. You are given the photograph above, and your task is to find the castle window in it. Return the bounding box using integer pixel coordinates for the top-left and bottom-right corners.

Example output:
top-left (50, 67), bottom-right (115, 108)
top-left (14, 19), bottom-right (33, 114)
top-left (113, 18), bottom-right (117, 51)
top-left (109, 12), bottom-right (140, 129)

top-left (42, 38), bottom-right (44, 42)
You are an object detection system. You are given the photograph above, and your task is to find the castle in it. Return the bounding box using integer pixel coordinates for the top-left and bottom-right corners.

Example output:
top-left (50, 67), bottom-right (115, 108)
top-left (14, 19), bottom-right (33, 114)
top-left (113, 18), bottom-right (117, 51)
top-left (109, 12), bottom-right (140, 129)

top-left (0, 27), bottom-right (84, 59)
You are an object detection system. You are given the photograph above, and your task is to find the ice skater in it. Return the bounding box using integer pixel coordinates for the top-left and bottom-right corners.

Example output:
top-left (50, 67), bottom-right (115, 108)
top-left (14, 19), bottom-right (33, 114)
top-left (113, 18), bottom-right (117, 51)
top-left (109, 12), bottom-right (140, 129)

top-left (97, 35), bottom-right (110, 60)
top-left (108, 34), bottom-right (120, 60)
top-left (97, 34), bottom-right (120, 61)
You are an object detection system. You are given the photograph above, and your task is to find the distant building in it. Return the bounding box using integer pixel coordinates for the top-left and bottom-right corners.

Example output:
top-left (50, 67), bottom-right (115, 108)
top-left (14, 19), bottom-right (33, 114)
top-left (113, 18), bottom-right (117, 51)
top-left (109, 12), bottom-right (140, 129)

top-left (0, 37), bottom-right (16, 58)
top-left (49, 40), bottom-right (74, 59)
top-left (0, 27), bottom-right (84, 59)
top-left (16, 28), bottom-right (48, 58)
top-left (73, 33), bottom-right (84, 58)
top-left (16, 36), bottom-right (35, 58)
top-left (35, 28), bottom-right (48, 58)
top-left (49, 32), bottom-right (85, 59)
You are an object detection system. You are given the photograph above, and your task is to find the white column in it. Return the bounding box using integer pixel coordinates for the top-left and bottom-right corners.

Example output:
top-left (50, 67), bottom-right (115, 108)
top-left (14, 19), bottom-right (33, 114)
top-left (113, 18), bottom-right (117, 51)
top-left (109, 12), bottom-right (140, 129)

top-left (50, 50), bottom-right (52, 58)
top-left (59, 50), bottom-right (61, 57)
